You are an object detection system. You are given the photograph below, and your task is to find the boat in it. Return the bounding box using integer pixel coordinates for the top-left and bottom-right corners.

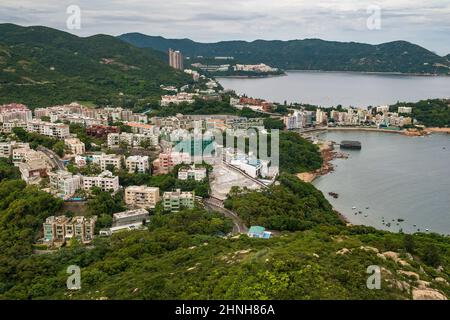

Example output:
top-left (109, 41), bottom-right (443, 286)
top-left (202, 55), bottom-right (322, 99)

top-left (352, 206), bottom-right (356, 210)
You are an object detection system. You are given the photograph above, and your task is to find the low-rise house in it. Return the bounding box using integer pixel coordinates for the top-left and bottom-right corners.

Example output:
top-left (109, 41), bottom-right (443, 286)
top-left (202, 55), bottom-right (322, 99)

top-left (18, 159), bottom-right (48, 184)
top-left (163, 189), bottom-right (195, 212)
top-left (82, 170), bottom-right (119, 193)
top-left (178, 165), bottom-right (207, 181)
top-left (124, 185), bottom-right (160, 209)
top-left (247, 226), bottom-right (272, 239)
top-left (100, 222), bottom-right (146, 236)
top-left (112, 208), bottom-right (149, 227)
top-left (126, 155), bottom-right (149, 173)
top-left (65, 137), bottom-right (85, 155)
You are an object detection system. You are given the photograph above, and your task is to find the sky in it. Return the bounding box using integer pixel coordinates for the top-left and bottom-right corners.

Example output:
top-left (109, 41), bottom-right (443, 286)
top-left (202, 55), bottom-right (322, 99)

top-left (1, 0), bottom-right (450, 55)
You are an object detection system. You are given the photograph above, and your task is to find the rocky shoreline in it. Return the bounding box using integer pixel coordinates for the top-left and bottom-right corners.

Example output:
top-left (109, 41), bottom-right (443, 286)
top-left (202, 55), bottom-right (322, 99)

top-left (297, 141), bottom-right (348, 183)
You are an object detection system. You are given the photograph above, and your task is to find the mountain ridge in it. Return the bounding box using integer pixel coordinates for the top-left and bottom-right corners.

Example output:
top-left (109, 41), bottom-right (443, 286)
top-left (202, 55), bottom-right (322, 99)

top-left (119, 33), bottom-right (450, 75)
top-left (0, 24), bottom-right (192, 108)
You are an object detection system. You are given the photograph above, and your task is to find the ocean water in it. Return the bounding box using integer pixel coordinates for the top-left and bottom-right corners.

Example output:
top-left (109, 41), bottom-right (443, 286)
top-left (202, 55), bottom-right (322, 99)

top-left (312, 131), bottom-right (450, 235)
top-left (218, 70), bottom-right (450, 107)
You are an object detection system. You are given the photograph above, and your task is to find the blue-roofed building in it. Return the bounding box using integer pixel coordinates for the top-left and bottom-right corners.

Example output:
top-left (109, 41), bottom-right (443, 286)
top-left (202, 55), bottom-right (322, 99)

top-left (247, 226), bottom-right (272, 239)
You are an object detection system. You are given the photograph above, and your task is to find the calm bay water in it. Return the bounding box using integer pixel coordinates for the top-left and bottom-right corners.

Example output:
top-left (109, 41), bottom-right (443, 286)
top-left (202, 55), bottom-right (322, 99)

top-left (313, 131), bottom-right (450, 235)
top-left (218, 71), bottom-right (450, 107)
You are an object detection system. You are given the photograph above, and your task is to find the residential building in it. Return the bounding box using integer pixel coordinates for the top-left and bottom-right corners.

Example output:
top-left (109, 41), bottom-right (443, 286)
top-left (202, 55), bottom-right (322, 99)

top-left (107, 132), bottom-right (158, 149)
top-left (112, 208), bottom-right (149, 227)
top-left (168, 48), bottom-right (184, 70)
top-left (43, 215), bottom-right (97, 245)
top-left (160, 93), bottom-right (197, 106)
top-left (94, 154), bottom-right (124, 171)
top-left (26, 120), bottom-right (70, 139)
top-left (86, 125), bottom-right (119, 138)
top-left (376, 105), bottom-right (390, 113)
top-left (163, 189), bottom-right (195, 212)
top-left (0, 141), bottom-right (29, 158)
top-left (48, 171), bottom-right (81, 199)
top-left (178, 165), bottom-right (207, 181)
top-left (18, 159), bottom-right (48, 184)
top-left (247, 226), bottom-right (272, 239)
top-left (398, 106), bottom-right (413, 114)
top-left (126, 155), bottom-right (149, 173)
top-left (2, 120), bottom-right (27, 133)
top-left (65, 138), bottom-right (85, 155)
top-left (82, 170), bottom-right (119, 192)
top-left (0, 103), bottom-right (32, 123)
top-left (124, 186), bottom-right (160, 209)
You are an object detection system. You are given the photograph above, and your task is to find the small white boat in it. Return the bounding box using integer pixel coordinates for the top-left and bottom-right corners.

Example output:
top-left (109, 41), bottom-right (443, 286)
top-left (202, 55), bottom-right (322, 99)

top-left (352, 206), bottom-right (356, 210)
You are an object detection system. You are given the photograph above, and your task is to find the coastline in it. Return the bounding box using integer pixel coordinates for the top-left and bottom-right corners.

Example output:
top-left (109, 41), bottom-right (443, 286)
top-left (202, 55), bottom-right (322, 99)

top-left (215, 73), bottom-right (286, 79)
top-left (285, 69), bottom-right (450, 77)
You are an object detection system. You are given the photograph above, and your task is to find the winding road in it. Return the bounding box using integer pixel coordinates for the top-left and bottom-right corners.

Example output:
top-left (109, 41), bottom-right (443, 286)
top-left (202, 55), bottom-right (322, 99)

top-left (204, 197), bottom-right (248, 235)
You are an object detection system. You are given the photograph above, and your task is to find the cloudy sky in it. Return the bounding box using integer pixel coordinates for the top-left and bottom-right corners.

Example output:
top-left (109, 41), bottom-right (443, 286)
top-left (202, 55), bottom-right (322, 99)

top-left (1, 0), bottom-right (450, 55)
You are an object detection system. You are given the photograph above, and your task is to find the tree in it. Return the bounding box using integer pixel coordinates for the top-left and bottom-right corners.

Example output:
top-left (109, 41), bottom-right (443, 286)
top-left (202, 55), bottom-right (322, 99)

top-left (422, 244), bottom-right (441, 267)
top-left (403, 234), bottom-right (415, 253)
top-left (52, 141), bottom-right (66, 157)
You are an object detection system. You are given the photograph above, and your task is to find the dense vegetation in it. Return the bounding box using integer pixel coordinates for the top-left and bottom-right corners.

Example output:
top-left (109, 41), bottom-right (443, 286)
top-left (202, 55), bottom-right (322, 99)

top-left (225, 173), bottom-right (341, 231)
top-left (120, 34), bottom-right (450, 75)
top-left (0, 163), bottom-right (448, 300)
top-left (392, 99), bottom-right (450, 127)
top-left (0, 158), bottom-right (20, 181)
top-left (0, 24), bottom-right (192, 108)
top-left (279, 131), bottom-right (323, 173)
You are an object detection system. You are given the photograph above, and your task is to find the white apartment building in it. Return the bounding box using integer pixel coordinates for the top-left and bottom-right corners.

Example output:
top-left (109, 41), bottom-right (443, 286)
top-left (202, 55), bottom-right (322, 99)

top-left (48, 170), bottom-right (81, 199)
top-left (126, 156), bottom-right (149, 173)
top-left (65, 138), bottom-right (85, 155)
top-left (398, 106), bottom-right (413, 114)
top-left (376, 105), bottom-right (390, 113)
top-left (82, 170), bottom-right (120, 193)
top-left (112, 208), bottom-right (149, 227)
top-left (124, 186), bottom-right (160, 209)
top-left (178, 166), bottom-right (207, 181)
top-left (26, 120), bottom-right (70, 139)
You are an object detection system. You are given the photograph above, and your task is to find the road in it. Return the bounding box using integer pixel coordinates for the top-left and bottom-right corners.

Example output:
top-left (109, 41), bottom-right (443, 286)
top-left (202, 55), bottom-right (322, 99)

top-left (37, 146), bottom-right (66, 171)
top-left (204, 197), bottom-right (248, 235)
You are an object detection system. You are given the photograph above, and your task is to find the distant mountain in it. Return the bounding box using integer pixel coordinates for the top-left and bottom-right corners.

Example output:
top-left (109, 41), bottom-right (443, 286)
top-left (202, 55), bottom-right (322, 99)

top-left (120, 33), bottom-right (450, 75)
top-left (0, 24), bottom-right (192, 108)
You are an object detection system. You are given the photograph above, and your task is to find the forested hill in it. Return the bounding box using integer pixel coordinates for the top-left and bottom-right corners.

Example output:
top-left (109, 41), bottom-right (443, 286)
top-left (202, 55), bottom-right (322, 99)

top-left (0, 24), bottom-right (192, 108)
top-left (119, 33), bottom-right (450, 75)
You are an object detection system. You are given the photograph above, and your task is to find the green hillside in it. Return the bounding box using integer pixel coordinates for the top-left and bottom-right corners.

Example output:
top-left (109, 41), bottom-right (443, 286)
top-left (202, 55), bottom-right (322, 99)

top-left (120, 33), bottom-right (450, 75)
top-left (0, 24), bottom-right (192, 108)
top-left (0, 176), bottom-right (448, 300)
